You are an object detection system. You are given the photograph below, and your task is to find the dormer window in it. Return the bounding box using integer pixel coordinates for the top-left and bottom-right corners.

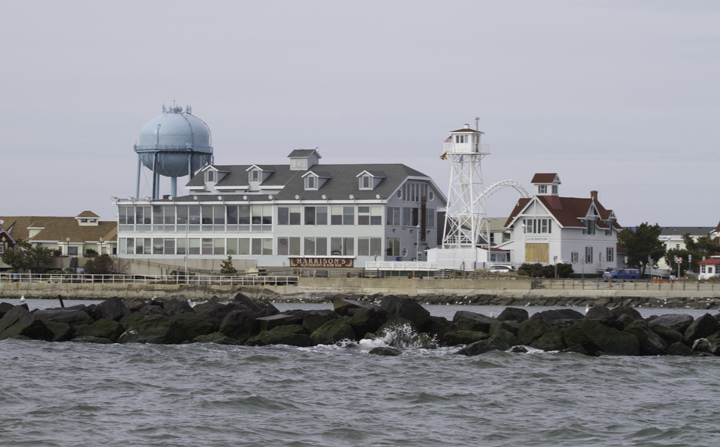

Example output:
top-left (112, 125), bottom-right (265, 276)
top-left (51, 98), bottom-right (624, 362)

top-left (291, 158), bottom-right (307, 170)
top-left (305, 175), bottom-right (317, 190)
top-left (251, 169), bottom-right (260, 182)
top-left (538, 185), bottom-right (547, 194)
top-left (206, 170), bottom-right (216, 183)
top-left (552, 185), bottom-right (558, 194)
top-left (360, 175), bottom-right (371, 190)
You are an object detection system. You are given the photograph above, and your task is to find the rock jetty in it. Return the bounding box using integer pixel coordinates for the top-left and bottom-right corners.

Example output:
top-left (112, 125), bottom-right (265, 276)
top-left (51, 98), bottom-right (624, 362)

top-left (1, 295), bottom-right (719, 357)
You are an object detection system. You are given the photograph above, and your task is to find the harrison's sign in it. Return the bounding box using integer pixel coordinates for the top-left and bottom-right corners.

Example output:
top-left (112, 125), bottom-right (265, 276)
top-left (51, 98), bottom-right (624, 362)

top-left (289, 257), bottom-right (354, 268)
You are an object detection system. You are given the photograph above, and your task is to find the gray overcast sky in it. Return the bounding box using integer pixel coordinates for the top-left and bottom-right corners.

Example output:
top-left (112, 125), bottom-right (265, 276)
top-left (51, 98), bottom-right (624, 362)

top-left (2, 1), bottom-right (718, 226)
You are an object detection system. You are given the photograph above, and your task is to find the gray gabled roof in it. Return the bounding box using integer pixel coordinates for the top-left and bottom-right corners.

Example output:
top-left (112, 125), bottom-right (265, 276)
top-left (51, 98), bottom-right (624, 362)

top-left (185, 162), bottom-right (439, 202)
top-left (288, 149), bottom-right (321, 158)
top-left (660, 227), bottom-right (716, 236)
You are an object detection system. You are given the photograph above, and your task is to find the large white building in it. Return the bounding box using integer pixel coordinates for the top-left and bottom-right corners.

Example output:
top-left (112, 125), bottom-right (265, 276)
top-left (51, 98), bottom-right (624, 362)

top-left (115, 109), bottom-right (446, 271)
top-left (501, 173), bottom-right (621, 274)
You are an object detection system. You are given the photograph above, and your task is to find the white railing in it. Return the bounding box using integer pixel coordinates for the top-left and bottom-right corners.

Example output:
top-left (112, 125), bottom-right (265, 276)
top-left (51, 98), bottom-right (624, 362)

top-left (365, 261), bottom-right (437, 271)
top-left (0, 273), bottom-right (298, 286)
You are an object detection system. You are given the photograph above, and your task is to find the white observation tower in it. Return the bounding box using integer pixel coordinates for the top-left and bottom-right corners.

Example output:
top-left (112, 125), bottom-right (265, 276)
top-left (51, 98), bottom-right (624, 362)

top-left (441, 119), bottom-right (489, 250)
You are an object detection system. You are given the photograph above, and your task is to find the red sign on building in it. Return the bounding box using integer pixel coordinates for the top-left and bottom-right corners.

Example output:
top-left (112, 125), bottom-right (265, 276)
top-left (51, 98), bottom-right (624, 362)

top-left (289, 258), bottom-right (354, 268)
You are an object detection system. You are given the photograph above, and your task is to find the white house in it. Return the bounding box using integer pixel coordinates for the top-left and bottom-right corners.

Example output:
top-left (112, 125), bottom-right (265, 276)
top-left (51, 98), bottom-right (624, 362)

top-left (501, 173), bottom-right (621, 274)
top-left (698, 258), bottom-right (720, 280)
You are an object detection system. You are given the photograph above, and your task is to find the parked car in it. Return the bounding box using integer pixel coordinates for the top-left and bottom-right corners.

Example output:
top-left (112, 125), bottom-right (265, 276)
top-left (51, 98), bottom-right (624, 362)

top-left (488, 265), bottom-right (515, 273)
top-left (602, 268), bottom-right (640, 281)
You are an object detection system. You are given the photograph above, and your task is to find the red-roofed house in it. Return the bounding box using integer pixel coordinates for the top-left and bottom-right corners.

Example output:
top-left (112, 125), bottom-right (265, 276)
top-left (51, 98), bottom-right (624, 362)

top-left (698, 258), bottom-right (720, 280)
top-left (502, 174), bottom-right (621, 274)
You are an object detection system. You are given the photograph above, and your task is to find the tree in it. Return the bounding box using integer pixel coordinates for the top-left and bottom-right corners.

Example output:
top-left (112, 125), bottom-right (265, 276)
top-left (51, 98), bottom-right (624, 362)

top-left (220, 255), bottom-right (237, 275)
top-left (617, 223), bottom-right (666, 276)
top-left (664, 233), bottom-right (720, 275)
top-left (1, 241), bottom-right (54, 273)
top-left (83, 254), bottom-right (129, 274)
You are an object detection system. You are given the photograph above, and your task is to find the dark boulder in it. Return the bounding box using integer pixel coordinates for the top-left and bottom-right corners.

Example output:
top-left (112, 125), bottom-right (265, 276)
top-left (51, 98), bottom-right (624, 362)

top-left (0, 306), bottom-right (53, 341)
top-left (649, 314), bottom-right (694, 333)
top-left (95, 297), bottom-right (131, 321)
top-left (169, 313), bottom-right (214, 342)
top-left (310, 319), bottom-right (356, 345)
top-left (0, 302), bottom-right (14, 313)
top-left (584, 306), bottom-right (615, 321)
top-left (497, 307), bottom-right (529, 323)
top-left (138, 305), bottom-right (168, 316)
top-left (219, 311), bottom-right (257, 342)
top-left (683, 314), bottom-right (720, 344)
top-left (533, 309), bottom-right (584, 326)
top-left (690, 338), bottom-right (717, 355)
top-left (270, 324), bottom-right (307, 334)
top-left (232, 293), bottom-right (279, 317)
top-left (119, 315), bottom-right (181, 344)
top-left (424, 316), bottom-right (454, 339)
top-left (564, 320), bottom-right (640, 356)
top-left (193, 332), bottom-right (243, 345)
top-left (75, 319), bottom-right (125, 342)
top-left (453, 311), bottom-right (496, 333)
top-left (301, 310), bottom-right (339, 334)
top-left (530, 325), bottom-right (568, 351)
top-left (44, 321), bottom-right (72, 342)
top-left (369, 347), bottom-right (401, 356)
top-left (489, 321), bottom-right (518, 336)
top-left (245, 330), bottom-right (314, 347)
top-left (486, 328), bottom-right (519, 351)
top-left (164, 299), bottom-right (195, 316)
top-left (612, 306), bottom-right (643, 321)
top-left (256, 313), bottom-right (303, 332)
top-left (333, 298), bottom-right (373, 317)
top-left (33, 308), bottom-right (94, 328)
top-left (119, 312), bottom-right (146, 330)
top-left (72, 336), bottom-right (113, 344)
top-left (348, 308), bottom-right (382, 339)
top-left (456, 340), bottom-right (496, 356)
top-left (442, 330), bottom-right (489, 346)
top-left (517, 314), bottom-right (550, 345)
top-left (666, 341), bottom-right (692, 356)
top-left (125, 299), bottom-right (146, 313)
top-left (617, 314), bottom-right (636, 329)
top-left (624, 320), bottom-right (666, 355)
top-left (380, 295), bottom-right (430, 330)
top-left (649, 323), bottom-right (683, 345)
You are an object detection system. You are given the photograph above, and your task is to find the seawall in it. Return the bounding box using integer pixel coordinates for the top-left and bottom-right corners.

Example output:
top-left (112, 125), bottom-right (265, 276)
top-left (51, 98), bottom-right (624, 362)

top-left (2, 277), bottom-right (720, 309)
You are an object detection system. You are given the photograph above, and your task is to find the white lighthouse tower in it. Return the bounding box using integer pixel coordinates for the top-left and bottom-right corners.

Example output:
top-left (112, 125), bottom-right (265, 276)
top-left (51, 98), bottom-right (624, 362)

top-left (441, 119), bottom-right (488, 250)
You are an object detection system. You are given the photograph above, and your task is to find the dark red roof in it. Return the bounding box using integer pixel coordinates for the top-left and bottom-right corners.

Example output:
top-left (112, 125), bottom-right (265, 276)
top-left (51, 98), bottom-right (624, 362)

top-left (450, 128), bottom-right (481, 133)
top-left (531, 173), bottom-right (558, 184)
top-left (698, 259), bottom-right (720, 265)
top-left (505, 195), bottom-right (620, 230)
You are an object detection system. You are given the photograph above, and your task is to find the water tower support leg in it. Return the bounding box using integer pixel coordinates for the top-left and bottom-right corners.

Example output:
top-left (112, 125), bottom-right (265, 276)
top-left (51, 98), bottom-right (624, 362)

top-left (136, 156), bottom-right (142, 199)
top-left (152, 154), bottom-right (158, 200)
top-left (188, 154), bottom-right (193, 180)
top-left (171, 177), bottom-right (177, 197)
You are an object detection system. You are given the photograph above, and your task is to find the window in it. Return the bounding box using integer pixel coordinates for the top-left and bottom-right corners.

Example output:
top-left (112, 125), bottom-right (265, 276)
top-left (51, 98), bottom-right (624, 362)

top-left (277, 237), bottom-right (301, 256)
top-left (343, 206), bottom-right (354, 225)
top-left (583, 219), bottom-right (596, 235)
top-left (522, 218), bottom-right (551, 234)
top-left (189, 238), bottom-right (200, 255)
top-left (202, 238), bottom-right (213, 255)
top-left (176, 238), bottom-right (185, 255)
top-left (538, 185), bottom-right (547, 194)
top-left (358, 237), bottom-right (382, 256)
top-left (702, 265), bottom-right (707, 274)
top-left (331, 206), bottom-right (343, 225)
top-left (386, 237), bottom-right (401, 257)
top-left (153, 238), bottom-right (163, 254)
top-left (585, 246), bottom-right (593, 264)
top-left (606, 247), bottom-right (614, 263)
top-left (206, 170), bottom-right (215, 183)
top-left (571, 252), bottom-right (578, 263)
top-left (251, 238), bottom-right (272, 255)
top-left (304, 207), bottom-right (316, 225)
top-left (403, 207), bottom-right (419, 226)
top-left (427, 208), bottom-right (435, 228)
top-left (359, 175), bottom-right (371, 190)
top-left (552, 185), bottom-right (558, 194)
top-left (305, 176), bottom-right (317, 190)
top-left (251, 169), bottom-right (260, 182)
top-left (303, 237), bottom-right (328, 255)
top-left (290, 159), bottom-right (306, 170)
top-left (396, 189), bottom-right (402, 199)
top-left (676, 244), bottom-right (680, 249)
top-left (387, 206), bottom-right (401, 226)
top-left (358, 206), bottom-right (370, 225)
top-left (68, 246), bottom-right (78, 256)
top-left (316, 206), bottom-right (328, 225)
top-left (278, 206), bottom-right (301, 225)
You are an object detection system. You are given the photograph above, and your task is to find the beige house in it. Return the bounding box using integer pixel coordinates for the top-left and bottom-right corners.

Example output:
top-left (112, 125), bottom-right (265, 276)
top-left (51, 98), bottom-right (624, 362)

top-left (0, 211), bottom-right (117, 270)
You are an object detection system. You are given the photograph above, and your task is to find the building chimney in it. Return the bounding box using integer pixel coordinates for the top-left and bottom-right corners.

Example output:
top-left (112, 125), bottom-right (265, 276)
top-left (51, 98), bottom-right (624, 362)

top-left (590, 190), bottom-right (598, 201)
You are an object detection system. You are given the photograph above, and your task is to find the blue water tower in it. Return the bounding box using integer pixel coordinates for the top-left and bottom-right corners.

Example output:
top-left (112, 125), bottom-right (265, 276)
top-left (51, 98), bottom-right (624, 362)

top-left (134, 104), bottom-right (214, 199)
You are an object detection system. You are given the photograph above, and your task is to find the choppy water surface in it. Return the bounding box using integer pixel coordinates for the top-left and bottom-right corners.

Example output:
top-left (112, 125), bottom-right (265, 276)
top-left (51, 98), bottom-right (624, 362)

top-left (2, 300), bottom-right (720, 446)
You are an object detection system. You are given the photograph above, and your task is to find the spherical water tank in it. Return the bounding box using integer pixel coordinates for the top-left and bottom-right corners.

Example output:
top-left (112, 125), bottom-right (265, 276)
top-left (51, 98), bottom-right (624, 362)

top-left (134, 105), bottom-right (213, 178)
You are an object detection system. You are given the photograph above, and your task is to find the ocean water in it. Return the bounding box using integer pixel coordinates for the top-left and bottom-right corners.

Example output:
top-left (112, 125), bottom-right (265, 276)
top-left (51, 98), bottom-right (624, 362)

top-left (1, 300), bottom-right (719, 446)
